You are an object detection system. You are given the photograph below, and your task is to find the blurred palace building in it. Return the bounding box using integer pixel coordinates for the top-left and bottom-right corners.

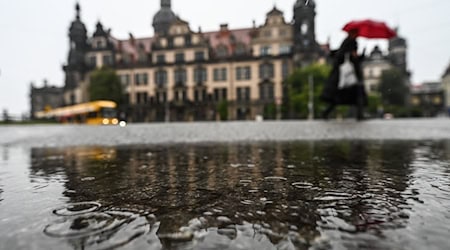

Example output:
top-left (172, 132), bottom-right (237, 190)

top-left (30, 0), bottom-right (413, 121)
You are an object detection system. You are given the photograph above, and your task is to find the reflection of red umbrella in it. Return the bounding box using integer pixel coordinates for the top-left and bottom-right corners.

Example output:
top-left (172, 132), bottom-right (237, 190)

top-left (343, 19), bottom-right (396, 39)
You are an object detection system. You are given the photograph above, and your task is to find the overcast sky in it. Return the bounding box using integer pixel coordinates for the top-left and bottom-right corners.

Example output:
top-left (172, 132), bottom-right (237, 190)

top-left (1, 0), bottom-right (449, 115)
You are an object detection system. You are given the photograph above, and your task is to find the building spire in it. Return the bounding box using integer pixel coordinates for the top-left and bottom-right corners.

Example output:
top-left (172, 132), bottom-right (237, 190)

top-left (75, 2), bottom-right (80, 20)
top-left (161, 0), bottom-right (171, 8)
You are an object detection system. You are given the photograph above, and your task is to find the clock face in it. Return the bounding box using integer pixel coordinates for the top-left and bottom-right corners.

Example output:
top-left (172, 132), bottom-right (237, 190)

top-left (301, 22), bottom-right (308, 35)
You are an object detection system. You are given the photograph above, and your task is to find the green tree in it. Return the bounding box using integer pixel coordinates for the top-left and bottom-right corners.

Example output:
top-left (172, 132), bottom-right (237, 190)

top-left (379, 68), bottom-right (409, 106)
top-left (2, 109), bottom-right (10, 123)
top-left (89, 67), bottom-right (124, 104)
top-left (217, 100), bottom-right (228, 121)
top-left (285, 63), bottom-right (331, 119)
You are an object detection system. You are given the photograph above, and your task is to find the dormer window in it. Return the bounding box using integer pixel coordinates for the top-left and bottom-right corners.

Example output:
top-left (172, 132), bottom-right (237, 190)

top-left (156, 54), bottom-right (165, 64)
top-left (185, 35), bottom-right (192, 46)
top-left (279, 45), bottom-right (291, 55)
top-left (260, 46), bottom-right (272, 56)
top-left (168, 38), bottom-right (174, 48)
top-left (235, 43), bottom-right (246, 56)
top-left (216, 45), bottom-right (228, 58)
top-left (175, 53), bottom-right (185, 63)
top-left (195, 51), bottom-right (205, 61)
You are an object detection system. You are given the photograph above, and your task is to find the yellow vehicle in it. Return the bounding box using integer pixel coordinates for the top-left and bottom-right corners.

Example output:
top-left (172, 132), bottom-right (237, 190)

top-left (35, 100), bottom-right (120, 125)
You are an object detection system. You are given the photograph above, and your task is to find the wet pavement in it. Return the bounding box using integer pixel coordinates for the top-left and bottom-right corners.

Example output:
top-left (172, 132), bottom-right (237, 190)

top-left (1, 120), bottom-right (450, 249)
top-left (1, 119), bottom-right (450, 147)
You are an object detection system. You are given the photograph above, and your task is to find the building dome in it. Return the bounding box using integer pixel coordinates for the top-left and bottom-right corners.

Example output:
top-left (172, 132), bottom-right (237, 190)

top-left (152, 0), bottom-right (176, 35)
top-left (93, 21), bottom-right (108, 37)
top-left (69, 3), bottom-right (87, 44)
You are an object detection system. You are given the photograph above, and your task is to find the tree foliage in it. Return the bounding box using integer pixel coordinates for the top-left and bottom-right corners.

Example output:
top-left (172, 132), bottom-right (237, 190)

top-left (89, 67), bottom-right (124, 105)
top-left (217, 100), bottom-right (228, 121)
top-left (379, 68), bottom-right (409, 106)
top-left (285, 63), bottom-right (331, 119)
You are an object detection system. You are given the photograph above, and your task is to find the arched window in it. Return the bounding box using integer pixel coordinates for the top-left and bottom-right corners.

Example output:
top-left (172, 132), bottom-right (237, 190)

top-left (216, 45), bottom-right (228, 58)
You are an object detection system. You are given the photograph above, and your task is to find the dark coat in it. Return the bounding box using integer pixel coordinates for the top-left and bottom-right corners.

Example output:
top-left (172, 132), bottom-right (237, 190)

top-left (321, 37), bottom-right (367, 106)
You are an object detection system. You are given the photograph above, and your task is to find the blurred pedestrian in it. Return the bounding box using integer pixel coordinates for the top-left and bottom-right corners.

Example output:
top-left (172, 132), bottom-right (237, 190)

top-left (321, 28), bottom-right (367, 120)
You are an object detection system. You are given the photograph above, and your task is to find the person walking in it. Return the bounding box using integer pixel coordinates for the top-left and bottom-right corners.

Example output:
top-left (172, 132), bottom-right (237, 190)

top-left (321, 29), bottom-right (367, 120)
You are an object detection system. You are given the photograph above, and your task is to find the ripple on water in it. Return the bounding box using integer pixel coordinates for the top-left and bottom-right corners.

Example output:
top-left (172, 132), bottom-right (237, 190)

top-left (264, 176), bottom-right (288, 181)
top-left (45, 203), bottom-right (151, 249)
top-left (314, 192), bottom-right (355, 202)
top-left (53, 202), bottom-right (101, 216)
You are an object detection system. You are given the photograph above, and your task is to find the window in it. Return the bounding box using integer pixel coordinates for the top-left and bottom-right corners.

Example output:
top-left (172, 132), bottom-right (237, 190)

top-left (136, 92), bottom-right (148, 104)
top-left (168, 38), bottom-right (174, 48)
top-left (88, 56), bottom-right (96, 67)
top-left (259, 63), bottom-right (274, 79)
top-left (175, 53), bottom-right (185, 63)
top-left (279, 45), bottom-right (291, 55)
top-left (282, 61), bottom-right (290, 79)
top-left (194, 67), bottom-right (207, 83)
top-left (216, 45), bottom-right (228, 58)
top-left (236, 87), bottom-right (250, 101)
top-left (214, 88), bottom-right (228, 101)
top-left (96, 40), bottom-right (104, 49)
top-left (120, 74), bottom-right (130, 86)
top-left (185, 35), bottom-right (192, 46)
top-left (260, 46), bottom-right (272, 56)
top-left (156, 54), bottom-right (166, 64)
top-left (174, 68), bottom-right (187, 86)
top-left (155, 70), bottom-right (167, 87)
top-left (235, 44), bottom-right (246, 56)
top-left (138, 52), bottom-right (147, 64)
top-left (135, 73), bottom-right (148, 86)
top-left (156, 91), bottom-right (167, 103)
top-left (259, 82), bottom-right (274, 100)
top-left (213, 68), bottom-right (227, 81)
top-left (264, 30), bottom-right (271, 37)
top-left (279, 29), bottom-right (287, 37)
top-left (102, 55), bottom-right (112, 66)
top-left (195, 51), bottom-right (205, 61)
top-left (194, 89), bottom-right (207, 102)
top-left (174, 90), bottom-right (187, 101)
top-left (236, 66), bottom-right (252, 81)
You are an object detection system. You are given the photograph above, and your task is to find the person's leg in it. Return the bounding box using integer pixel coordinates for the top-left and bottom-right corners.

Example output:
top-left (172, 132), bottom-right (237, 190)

top-left (356, 85), bottom-right (364, 120)
top-left (322, 103), bottom-right (336, 120)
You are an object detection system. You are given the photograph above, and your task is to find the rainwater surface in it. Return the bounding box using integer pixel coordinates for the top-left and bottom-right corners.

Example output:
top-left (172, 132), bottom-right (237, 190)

top-left (1, 140), bottom-right (450, 249)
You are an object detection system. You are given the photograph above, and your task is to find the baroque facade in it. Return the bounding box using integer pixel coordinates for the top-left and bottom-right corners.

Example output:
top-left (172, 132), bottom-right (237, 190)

top-left (362, 33), bottom-right (410, 96)
top-left (442, 63), bottom-right (450, 114)
top-left (410, 82), bottom-right (445, 117)
top-left (29, 80), bottom-right (64, 119)
top-left (63, 0), bottom-right (324, 122)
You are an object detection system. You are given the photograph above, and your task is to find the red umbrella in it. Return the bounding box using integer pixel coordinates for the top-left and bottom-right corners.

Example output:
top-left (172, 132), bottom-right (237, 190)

top-left (343, 19), bottom-right (396, 39)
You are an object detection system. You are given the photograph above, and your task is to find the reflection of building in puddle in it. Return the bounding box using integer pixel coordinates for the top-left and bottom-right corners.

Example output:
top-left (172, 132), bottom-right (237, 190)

top-left (0, 147), bottom-right (7, 202)
top-left (1, 146), bottom-right (9, 162)
top-left (31, 141), bottom-right (418, 248)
